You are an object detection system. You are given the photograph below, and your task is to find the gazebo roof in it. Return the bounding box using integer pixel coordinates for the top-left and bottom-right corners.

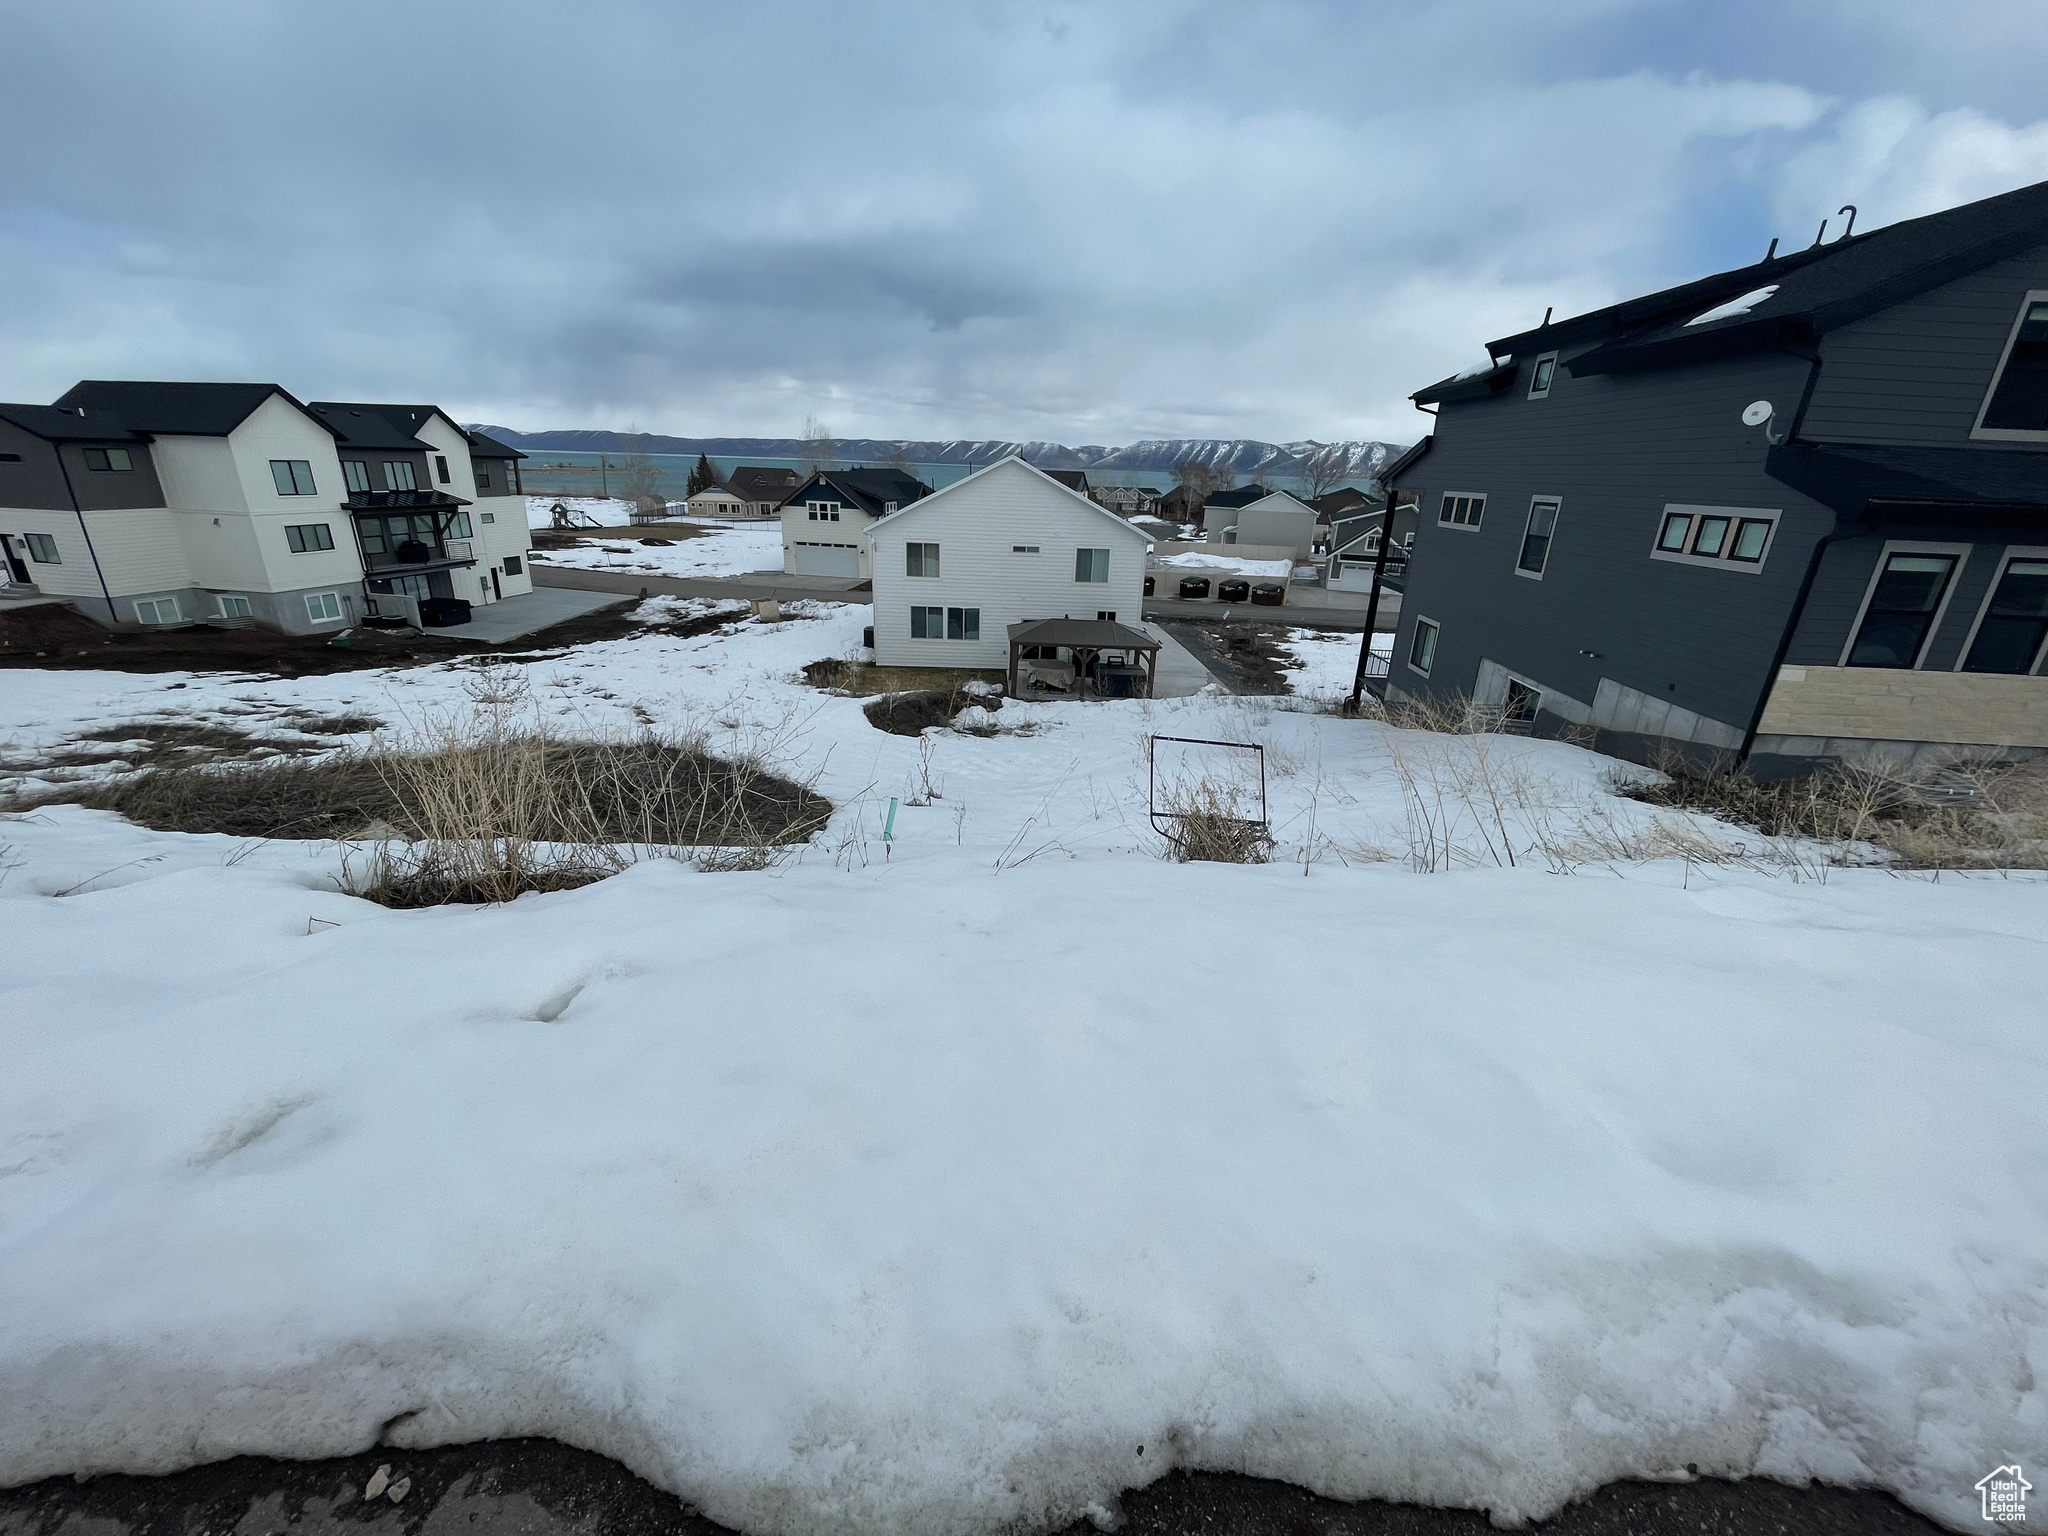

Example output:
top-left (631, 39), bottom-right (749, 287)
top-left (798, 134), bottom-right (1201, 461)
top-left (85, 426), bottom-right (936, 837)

top-left (1007, 618), bottom-right (1159, 651)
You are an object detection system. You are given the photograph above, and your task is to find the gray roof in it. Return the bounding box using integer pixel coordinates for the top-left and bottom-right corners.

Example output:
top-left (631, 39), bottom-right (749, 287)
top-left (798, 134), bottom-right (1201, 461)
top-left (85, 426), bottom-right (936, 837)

top-left (1202, 484), bottom-right (1269, 509)
top-left (465, 428), bottom-right (527, 460)
top-left (1006, 618), bottom-right (1160, 650)
top-left (54, 381), bottom-right (336, 437)
top-left (0, 403), bottom-right (144, 443)
top-left (727, 465), bottom-right (800, 500)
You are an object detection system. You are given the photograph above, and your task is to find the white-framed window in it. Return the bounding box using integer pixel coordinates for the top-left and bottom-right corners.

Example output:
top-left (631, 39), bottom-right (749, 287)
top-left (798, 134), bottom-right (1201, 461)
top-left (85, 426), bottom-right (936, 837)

top-left (503, 556), bottom-right (524, 575)
top-left (884, 501), bottom-right (898, 512)
top-left (25, 531), bottom-right (61, 563)
top-left (285, 522), bottom-right (334, 553)
top-left (135, 596), bottom-right (180, 624)
top-left (343, 459), bottom-right (371, 493)
top-left (434, 455), bottom-right (451, 484)
top-left (1956, 547), bottom-right (2048, 675)
top-left (473, 462), bottom-right (493, 489)
top-left (382, 460), bottom-right (417, 492)
top-left (305, 591), bottom-right (345, 624)
top-left (481, 512), bottom-right (495, 523)
top-left (1841, 542), bottom-right (1971, 669)
top-left (910, 604), bottom-right (944, 638)
top-left (1650, 504), bottom-right (1781, 572)
top-left (1096, 610), bottom-right (1116, 622)
top-left (83, 446), bottom-right (134, 471)
top-left (217, 595), bottom-right (252, 618)
top-left (906, 541), bottom-right (940, 577)
top-left (947, 606), bottom-right (980, 640)
top-left (445, 511), bottom-right (472, 539)
top-left (1438, 492), bottom-right (1485, 529)
top-left (269, 459), bottom-right (317, 495)
top-left (806, 500), bottom-right (841, 522)
top-left (1013, 544), bottom-right (1040, 554)
top-left (1407, 616), bottom-right (1439, 676)
top-left (1075, 547), bottom-right (1109, 582)
top-left (1972, 290), bottom-right (2048, 442)
top-left (1527, 352), bottom-right (1558, 400)
top-left (1515, 497), bottom-right (1561, 577)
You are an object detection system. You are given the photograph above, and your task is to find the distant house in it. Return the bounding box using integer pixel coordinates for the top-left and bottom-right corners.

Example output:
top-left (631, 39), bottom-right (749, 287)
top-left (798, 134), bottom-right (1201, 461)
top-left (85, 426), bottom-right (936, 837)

top-left (1041, 469), bottom-right (1091, 495)
top-left (866, 456), bottom-right (1151, 682)
top-left (1308, 486), bottom-right (1377, 522)
top-left (778, 467), bottom-right (931, 578)
top-left (1199, 483), bottom-right (1269, 538)
top-left (690, 465), bottom-right (801, 520)
top-left (1384, 178), bottom-right (2048, 773)
top-left (1092, 484), bottom-right (1165, 516)
top-left (1326, 494), bottom-right (1420, 591)
top-left (1222, 489), bottom-right (1319, 559)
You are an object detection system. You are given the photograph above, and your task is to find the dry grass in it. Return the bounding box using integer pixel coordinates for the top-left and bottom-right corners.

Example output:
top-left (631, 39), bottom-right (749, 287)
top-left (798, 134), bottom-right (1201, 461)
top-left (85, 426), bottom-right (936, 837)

top-left (1620, 753), bottom-right (2048, 869)
top-left (1158, 780), bottom-right (1275, 863)
top-left (804, 658), bottom-right (1008, 697)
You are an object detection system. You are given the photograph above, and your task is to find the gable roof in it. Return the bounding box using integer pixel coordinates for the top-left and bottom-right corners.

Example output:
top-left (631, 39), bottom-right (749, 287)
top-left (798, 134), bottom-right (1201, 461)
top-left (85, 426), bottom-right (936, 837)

top-left (727, 465), bottom-right (800, 500)
top-left (465, 427), bottom-right (528, 460)
top-left (866, 454), bottom-right (1151, 541)
top-left (53, 380), bottom-right (338, 438)
top-left (308, 402), bottom-right (470, 453)
top-left (1412, 179), bottom-right (2048, 396)
top-left (1041, 468), bottom-right (1090, 492)
top-left (790, 466), bottom-right (931, 517)
top-left (1238, 489), bottom-right (1316, 517)
top-left (0, 403), bottom-right (145, 443)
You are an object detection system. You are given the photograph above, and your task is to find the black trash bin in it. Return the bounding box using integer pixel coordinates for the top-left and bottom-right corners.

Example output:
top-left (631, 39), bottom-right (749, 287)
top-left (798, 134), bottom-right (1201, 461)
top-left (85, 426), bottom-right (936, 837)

top-left (417, 597), bottom-right (473, 628)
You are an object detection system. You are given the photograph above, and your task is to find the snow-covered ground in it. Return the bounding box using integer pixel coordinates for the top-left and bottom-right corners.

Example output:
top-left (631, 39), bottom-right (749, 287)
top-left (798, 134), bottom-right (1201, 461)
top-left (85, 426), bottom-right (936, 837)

top-left (1275, 628), bottom-right (1389, 702)
top-left (530, 521), bottom-right (786, 580)
top-left (1155, 551), bottom-right (1294, 579)
top-left (0, 605), bottom-right (2042, 1536)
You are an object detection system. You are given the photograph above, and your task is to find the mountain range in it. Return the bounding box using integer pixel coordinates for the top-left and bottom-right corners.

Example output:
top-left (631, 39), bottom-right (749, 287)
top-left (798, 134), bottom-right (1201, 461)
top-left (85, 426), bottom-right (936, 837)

top-left (466, 429), bottom-right (1406, 481)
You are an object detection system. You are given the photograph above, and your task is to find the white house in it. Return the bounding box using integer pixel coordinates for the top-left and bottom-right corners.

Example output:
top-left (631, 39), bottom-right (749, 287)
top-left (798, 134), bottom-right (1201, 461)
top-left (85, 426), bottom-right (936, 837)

top-left (779, 467), bottom-right (930, 579)
top-left (866, 456), bottom-right (1150, 669)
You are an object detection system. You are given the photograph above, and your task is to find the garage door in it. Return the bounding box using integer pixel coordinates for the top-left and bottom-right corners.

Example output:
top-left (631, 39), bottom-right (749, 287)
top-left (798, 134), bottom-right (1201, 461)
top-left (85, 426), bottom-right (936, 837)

top-left (791, 541), bottom-right (860, 577)
top-left (1334, 560), bottom-right (1377, 591)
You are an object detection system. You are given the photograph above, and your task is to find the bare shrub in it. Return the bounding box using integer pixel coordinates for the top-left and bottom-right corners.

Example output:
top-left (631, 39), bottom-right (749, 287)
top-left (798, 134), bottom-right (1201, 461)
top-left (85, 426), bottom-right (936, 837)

top-left (1157, 779), bottom-right (1274, 863)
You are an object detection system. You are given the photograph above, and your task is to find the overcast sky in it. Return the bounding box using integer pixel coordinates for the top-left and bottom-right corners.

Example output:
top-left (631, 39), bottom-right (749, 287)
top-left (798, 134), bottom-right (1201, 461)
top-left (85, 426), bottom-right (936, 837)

top-left (4, 0), bottom-right (2046, 446)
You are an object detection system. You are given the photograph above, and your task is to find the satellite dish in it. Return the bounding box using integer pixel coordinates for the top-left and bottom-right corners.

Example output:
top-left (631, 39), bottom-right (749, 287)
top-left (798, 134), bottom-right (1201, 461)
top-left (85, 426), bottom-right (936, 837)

top-left (1741, 400), bottom-right (1775, 427)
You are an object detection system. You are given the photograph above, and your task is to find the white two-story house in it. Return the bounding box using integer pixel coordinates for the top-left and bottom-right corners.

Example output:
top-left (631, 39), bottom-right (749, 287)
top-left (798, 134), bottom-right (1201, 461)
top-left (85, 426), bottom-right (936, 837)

top-left (866, 456), bottom-right (1151, 669)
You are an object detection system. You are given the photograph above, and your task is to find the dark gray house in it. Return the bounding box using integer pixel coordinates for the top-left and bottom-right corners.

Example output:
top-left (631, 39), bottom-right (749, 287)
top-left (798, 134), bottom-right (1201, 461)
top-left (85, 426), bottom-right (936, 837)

top-left (1383, 179), bottom-right (2048, 774)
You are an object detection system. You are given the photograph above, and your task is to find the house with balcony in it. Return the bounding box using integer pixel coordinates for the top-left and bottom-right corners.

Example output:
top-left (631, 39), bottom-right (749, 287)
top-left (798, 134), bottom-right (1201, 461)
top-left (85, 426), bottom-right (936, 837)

top-left (1, 381), bottom-right (534, 634)
top-left (1382, 178), bottom-right (2048, 774)
top-left (778, 467), bottom-right (931, 578)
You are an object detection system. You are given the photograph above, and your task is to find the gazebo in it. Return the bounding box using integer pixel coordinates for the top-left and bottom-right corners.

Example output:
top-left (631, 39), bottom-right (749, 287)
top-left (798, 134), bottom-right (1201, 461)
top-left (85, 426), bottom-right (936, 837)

top-left (1006, 618), bottom-right (1162, 699)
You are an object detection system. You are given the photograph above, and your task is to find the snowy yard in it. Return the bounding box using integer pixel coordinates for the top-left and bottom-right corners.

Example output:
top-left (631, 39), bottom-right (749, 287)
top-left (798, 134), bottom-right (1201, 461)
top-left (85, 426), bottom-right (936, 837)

top-left (531, 521), bottom-right (786, 580)
top-left (0, 604), bottom-right (2042, 1536)
top-left (525, 495), bottom-right (636, 529)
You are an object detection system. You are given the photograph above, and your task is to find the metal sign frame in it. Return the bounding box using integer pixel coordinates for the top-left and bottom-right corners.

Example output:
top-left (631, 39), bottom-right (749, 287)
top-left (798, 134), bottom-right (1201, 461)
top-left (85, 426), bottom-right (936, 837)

top-left (1146, 734), bottom-right (1269, 853)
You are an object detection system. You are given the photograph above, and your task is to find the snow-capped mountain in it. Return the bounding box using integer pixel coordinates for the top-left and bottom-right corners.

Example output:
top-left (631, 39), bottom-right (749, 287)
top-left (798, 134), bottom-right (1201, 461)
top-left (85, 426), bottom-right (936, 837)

top-left (468, 428), bottom-right (1405, 482)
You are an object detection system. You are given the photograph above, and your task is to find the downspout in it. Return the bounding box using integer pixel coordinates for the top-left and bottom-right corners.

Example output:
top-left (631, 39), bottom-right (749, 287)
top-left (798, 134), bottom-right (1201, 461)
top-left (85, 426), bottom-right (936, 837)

top-left (1737, 329), bottom-right (1853, 762)
top-left (53, 443), bottom-right (117, 620)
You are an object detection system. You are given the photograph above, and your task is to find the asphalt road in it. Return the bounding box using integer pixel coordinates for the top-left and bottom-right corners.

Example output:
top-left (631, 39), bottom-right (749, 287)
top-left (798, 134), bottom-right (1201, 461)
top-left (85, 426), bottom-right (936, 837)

top-left (0, 1438), bottom-right (1961, 1536)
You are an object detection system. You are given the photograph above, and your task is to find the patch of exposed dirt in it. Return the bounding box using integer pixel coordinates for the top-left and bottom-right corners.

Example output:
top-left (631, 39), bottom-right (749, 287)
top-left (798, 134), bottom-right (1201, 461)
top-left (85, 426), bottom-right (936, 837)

top-left (859, 687), bottom-right (1005, 737)
top-left (1157, 618), bottom-right (1301, 694)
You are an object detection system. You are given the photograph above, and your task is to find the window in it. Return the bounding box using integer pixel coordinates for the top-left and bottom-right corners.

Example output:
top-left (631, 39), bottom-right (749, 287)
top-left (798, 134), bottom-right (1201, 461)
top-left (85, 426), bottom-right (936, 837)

top-left (269, 459), bottom-right (317, 495)
top-left (481, 512), bottom-right (495, 523)
top-left (344, 460), bottom-right (371, 493)
top-left (910, 604), bottom-right (944, 638)
top-left (806, 500), bottom-right (841, 522)
top-left (285, 522), bottom-right (334, 553)
top-left (382, 460), bottom-right (417, 491)
top-left (0, 452), bottom-right (22, 462)
top-left (1527, 352), bottom-right (1557, 400)
top-left (473, 462), bottom-right (493, 489)
top-left (1438, 492), bottom-right (1485, 528)
top-left (503, 556), bottom-right (523, 576)
top-left (1096, 611), bottom-right (1116, 622)
top-left (1075, 548), bottom-right (1109, 582)
top-left (1962, 556), bottom-right (2048, 674)
top-left (1408, 616), bottom-right (1439, 676)
top-left (445, 512), bottom-right (472, 540)
top-left (435, 455), bottom-right (450, 484)
top-left (1516, 497), bottom-right (1561, 576)
top-left (884, 501), bottom-right (898, 512)
top-left (25, 532), bottom-right (61, 563)
top-left (1652, 504), bottom-right (1780, 571)
top-left (83, 446), bottom-right (134, 471)
top-left (1013, 544), bottom-right (1039, 554)
top-left (1974, 293), bottom-right (2048, 439)
top-left (906, 541), bottom-right (940, 577)
top-left (135, 597), bottom-right (180, 624)
top-left (305, 591), bottom-right (344, 624)
top-left (946, 606), bottom-right (980, 640)
top-left (1846, 552), bottom-right (1959, 668)
top-left (1502, 679), bottom-right (1540, 727)
top-left (217, 595), bottom-right (252, 618)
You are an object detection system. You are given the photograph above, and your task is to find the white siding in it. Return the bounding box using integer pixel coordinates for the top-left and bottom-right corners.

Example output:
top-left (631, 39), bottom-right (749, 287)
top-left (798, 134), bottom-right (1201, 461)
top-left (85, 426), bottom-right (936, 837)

top-left (0, 509), bottom-right (104, 599)
top-left (782, 498), bottom-right (870, 577)
top-left (80, 507), bottom-right (195, 595)
top-left (868, 459), bottom-right (1149, 668)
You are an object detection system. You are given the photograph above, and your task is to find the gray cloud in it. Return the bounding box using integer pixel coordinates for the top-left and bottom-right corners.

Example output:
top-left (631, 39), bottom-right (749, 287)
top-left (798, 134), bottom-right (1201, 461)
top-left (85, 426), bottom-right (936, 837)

top-left (2, 0), bottom-right (2044, 443)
